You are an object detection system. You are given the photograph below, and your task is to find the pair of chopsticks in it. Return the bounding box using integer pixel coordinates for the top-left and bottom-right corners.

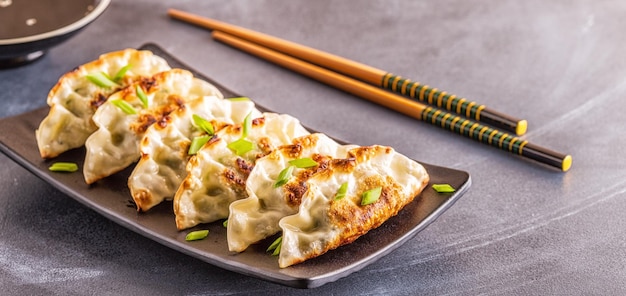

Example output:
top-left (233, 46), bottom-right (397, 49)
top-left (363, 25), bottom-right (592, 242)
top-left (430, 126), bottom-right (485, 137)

top-left (168, 9), bottom-right (572, 172)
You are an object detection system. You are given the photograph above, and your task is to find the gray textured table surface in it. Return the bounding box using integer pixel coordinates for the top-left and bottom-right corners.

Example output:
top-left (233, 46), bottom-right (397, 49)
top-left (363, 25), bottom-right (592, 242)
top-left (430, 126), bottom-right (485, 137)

top-left (1, 0), bottom-right (625, 295)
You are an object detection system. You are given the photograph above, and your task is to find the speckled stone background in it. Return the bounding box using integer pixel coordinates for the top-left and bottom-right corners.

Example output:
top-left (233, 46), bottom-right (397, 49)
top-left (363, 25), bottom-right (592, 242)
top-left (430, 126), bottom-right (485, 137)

top-left (1, 0), bottom-right (625, 295)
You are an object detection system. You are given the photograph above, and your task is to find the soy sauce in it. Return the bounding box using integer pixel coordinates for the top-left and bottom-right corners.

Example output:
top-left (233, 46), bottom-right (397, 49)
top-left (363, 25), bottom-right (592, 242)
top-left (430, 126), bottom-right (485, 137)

top-left (0, 0), bottom-right (97, 40)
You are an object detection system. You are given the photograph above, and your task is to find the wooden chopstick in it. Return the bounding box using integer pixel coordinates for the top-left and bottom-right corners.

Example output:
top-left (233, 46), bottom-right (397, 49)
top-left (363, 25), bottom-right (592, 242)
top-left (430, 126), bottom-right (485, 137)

top-left (211, 30), bottom-right (571, 171)
top-left (168, 8), bottom-right (528, 136)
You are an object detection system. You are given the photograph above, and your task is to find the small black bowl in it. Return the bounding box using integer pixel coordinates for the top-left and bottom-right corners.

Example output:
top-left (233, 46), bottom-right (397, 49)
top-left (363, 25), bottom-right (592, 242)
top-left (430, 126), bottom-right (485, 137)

top-left (0, 0), bottom-right (110, 68)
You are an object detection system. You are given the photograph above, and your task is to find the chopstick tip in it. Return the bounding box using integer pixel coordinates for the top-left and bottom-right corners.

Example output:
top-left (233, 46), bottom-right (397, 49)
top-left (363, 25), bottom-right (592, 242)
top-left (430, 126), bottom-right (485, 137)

top-left (167, 8), bottom-right (186, 18)
top-left (516, 119), bottom-right (528, 136)
top-left (562, 155), bottom-right (572, 172)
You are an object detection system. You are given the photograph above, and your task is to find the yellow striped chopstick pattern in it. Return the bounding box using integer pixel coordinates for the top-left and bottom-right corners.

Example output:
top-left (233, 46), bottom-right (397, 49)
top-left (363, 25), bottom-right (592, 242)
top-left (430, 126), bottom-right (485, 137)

top-left (383, 73), bottom-right (527, 136)
top-left (208, 30), bottom-right (572, 171)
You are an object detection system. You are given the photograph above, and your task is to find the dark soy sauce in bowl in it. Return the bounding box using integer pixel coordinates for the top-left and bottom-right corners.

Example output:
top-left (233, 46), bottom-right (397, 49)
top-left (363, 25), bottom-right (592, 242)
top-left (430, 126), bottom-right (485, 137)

top-left (0, 0), bottom-right (109, 68)
top-left (0, 0), bottom-right (96, 39)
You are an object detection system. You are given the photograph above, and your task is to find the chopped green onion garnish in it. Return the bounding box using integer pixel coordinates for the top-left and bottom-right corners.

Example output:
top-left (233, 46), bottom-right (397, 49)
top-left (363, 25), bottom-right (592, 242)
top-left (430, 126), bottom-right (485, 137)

top-left (222, 219), bottom-right (228, 228)
top-left (110, 99), bottom-right (137, 115)
top-left (101, 71), bottom-right (115, 82)
top-left (227, 97), bottom-right (251, 101)
top-left (334, 182), bottom-right (348, 200)
top-left (185, 230), bottom-right (209, 241)
top-left (188, 135), bottom-right (211, 155)
top-left (267, 236), bottom-right (282, 256)
top-left (192, 114), bottom-right (214, 135)
top-left (86, 72), bottom-right (120, 88)
top-left (227, 138), bottom-right (254, 156)
top-left (272, 244), bottom-right (281, 256)
top-left (48, 162), bottom-right (78, 172)
top-left (135, 85), bottom-right (149, 108)
top-left (113, 64), bottom-right (132, 82)
top-left (288, 157), bottom-right (318, 168)
top-left (226, 112), bottom-right (255, 155)
top-left (432, 184), bottom-right (456, 193)
top-left (241, 112), bottom-right (253, 138)
top-left (273, 165), bottom-right (294, 188)
top-left (361, 186), bottom-right (382, 205)
top-left (224, 112), bottom-right (256, 156)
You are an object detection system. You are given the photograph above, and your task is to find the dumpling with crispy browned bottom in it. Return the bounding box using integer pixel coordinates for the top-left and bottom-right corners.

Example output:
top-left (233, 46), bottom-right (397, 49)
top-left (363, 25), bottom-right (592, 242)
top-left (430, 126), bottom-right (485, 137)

top-left (277, 145), bottom-right (429, 268)
top-left (36, 49), bottom-right (170, 159)
top-left (83, 69), bottom-right (222, 184)
top-left (128, 96), bottom-right (260, 212)
top-left (226, 133), bottom-right (357, 253)
top-left (174, 112), bottom-right (310, 231)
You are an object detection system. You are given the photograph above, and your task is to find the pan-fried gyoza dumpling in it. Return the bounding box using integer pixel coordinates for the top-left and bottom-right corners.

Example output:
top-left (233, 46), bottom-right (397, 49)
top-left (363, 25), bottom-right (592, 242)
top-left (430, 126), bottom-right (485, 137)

top-left (227, 133), bottom-right (357, 253)
top-left (83, 69), bottom-right (222, 184)
top-left (128, 96), bottom-right (261, 212)
top-left (174, 113), bottom-right (310, 230)
top-left (277, 145), bottom-right (429, 268)
top-left (36, 49), bottom-right (170, 158)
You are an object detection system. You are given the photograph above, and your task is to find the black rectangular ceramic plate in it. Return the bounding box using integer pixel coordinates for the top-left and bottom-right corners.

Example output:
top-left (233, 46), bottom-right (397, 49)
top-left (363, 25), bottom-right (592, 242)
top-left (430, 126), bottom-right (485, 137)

top-left (0, 43), bottom-right (470, 289)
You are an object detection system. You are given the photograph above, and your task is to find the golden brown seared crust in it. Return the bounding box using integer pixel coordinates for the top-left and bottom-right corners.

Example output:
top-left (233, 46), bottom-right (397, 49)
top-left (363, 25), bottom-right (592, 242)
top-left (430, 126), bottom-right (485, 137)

top-left (38, 49), bottom-right (171, 159)
top-left (173, 115), bottom-right (268, 219)
top-left (300, 154), bottom-right (332, 179)
top-left (251, 117), bottom-right (265, 126)
top-left (216, 117), bottom-right (281, 198)
top-left (133, 189), bottom-right (152, 212)
top-left (138, 75), bottom-right (159, 92)
top-left (306, 146), bottom-right (427, 264)
top-left (211, 121), bottom-right (231, 133)
top-left (214, 115), bottom-right (276, 160)
top-left (47, 49), bottom-right (159, 106)
top-left (222, 167), bottom-right (247, 192)
top-left (283, 153), bottom-right (336, 208)
top-left (206, 134), bottom-right (221, 146)
top-left (220, 115), bottom-right (264, 135)
top-left (281, 133), bottom-right (320, 158)
top-left (127, 69), bottom-right (189, 134)
top-left (256, 137), bottom-right (273, 157)
top-left (273, 135), bottom-right (329, 208)
top-left (328, 174), bottom-right (409, 245)
top-left (349, 145), bottom-right (394, 162)
top-left (130, 94), bottom-right (184, 135)
top-left (221, 155), bottom-right (256, 195)
top-left (283, 181), bottom-right (308, 208)
top-left (91, 93), bottom-right (108, 109)
top-left (235, 157), bottom-right (254, 175)
top-left (174, 155), bottom-right (200, 216)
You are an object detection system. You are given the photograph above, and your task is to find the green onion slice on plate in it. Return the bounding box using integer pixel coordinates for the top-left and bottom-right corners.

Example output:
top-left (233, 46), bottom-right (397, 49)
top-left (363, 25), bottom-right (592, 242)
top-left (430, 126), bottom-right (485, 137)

top-left (185, 230), bottom-right (209, 241)
top-left (432, 184), bottom-right (456, 193)
top-left (48, 162), bottom-right (78, 172)
top-left (267, 236), bottom-right (282, 256)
